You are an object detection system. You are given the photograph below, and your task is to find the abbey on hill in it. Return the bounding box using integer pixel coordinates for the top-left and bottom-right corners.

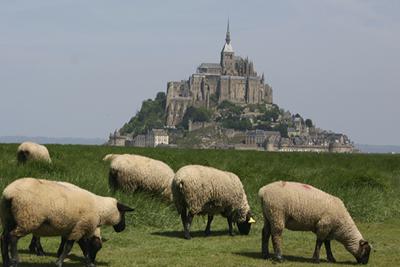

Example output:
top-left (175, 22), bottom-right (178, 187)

top-left (165, 22), bottom-right (273, 126)
top-left (108, 22), bottom-right (354, 153)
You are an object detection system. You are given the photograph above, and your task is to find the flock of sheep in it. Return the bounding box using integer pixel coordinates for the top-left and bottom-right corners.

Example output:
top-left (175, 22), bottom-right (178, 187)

top-left (0, 141), bottom-right (371, 266)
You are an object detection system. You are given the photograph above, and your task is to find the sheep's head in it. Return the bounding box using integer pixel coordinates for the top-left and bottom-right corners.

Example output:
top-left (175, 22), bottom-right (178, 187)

top-left (356, 240), bottom-right (371, 264)
top-left (113, 202), bottom-right (134, 232)
top-left (236, 212), bottom-right (256, 235)
top-left (86, 235), bottom-right (103, 262)
top-left (17, 150), bottom-right (29, 163)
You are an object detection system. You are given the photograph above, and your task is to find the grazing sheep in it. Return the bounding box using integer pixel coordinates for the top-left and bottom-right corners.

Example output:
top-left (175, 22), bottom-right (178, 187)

top-left (28, 180), bottom-right (103, 258)
top-left (259, 181), bottom-right (371, 264)
top-left (172, 165), bottom-right (255, 239)
top-left (0, 178), bottom-right (134, 267)
top-left (17, 142), bottom-right (51, 163)
top-left (102, 154), bottom-right (120, 162)
top-left (109, 154), bottom-right (175, 201)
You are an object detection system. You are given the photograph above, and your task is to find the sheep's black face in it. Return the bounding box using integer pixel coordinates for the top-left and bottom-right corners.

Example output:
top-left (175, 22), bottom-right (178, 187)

top-left (108, 169), bottom-right (119, 192)
top-left (237, 220), bottom-right (251, 235)
top-left (113, 202), bottom-right (134, 233)
top-left (236, 213), bottom-right (256, 235)
top-left (356, 240), bottom-right (371, 264)
top-left (17, 151), bottom-right (28, 163)
top-left (113, 213), bottom-right (126, 232)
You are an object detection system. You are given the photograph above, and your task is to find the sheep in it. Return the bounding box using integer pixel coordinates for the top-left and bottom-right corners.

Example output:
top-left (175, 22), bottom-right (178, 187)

top-left (172, 165), bottom-right (255, 239)
top-left (102, 154), bottom-right (120, 162)
top-left (0, 178), bottom-right (134, 267)
top-left (258, 181), bottom-right (371, 264)
top-left (109, 154), bottom-right (175, 201)
top-left (28, 181), bottom-right (103, 258)
top-left (16, 141), bottom-right (51, 163)
top-left (28, 177), bottom-right (105, 260)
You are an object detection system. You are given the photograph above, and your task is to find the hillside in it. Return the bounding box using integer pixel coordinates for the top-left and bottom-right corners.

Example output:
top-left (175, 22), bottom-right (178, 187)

top-left (0, 144), bottom-right (399, 266)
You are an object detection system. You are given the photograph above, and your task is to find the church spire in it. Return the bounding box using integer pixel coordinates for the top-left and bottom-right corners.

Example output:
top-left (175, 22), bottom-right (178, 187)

top-left (225, 19), bottom-right (231, 44)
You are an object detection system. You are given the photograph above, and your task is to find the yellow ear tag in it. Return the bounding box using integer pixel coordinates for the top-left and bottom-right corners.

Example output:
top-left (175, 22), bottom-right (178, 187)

top-left (249, 217), bottom-right (256, 224)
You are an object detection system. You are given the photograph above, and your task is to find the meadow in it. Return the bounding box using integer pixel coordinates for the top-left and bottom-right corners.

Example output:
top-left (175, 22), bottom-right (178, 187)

top-left (0, 143), bottom-right (399, 266)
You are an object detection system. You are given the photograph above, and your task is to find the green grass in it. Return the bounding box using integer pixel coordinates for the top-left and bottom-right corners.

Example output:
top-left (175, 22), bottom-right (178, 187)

top-left (0, 144), bottom-right (399, 266)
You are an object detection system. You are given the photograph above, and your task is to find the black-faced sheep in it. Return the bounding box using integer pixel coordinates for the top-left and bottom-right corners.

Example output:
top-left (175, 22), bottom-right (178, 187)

top-left (259, 181), bottom-right (371, 264)
top-left (109, 154), bottom-right (175, 201)
top-left (16, 142), bottom-right (51, 163)
top-left (172, 165), bottom-right (255, 239)
top-left (0, 178), bottom-right (134, 267)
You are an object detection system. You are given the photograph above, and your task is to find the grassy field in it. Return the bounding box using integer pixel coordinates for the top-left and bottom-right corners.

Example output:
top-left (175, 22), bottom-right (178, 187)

top-left (0, 144), bottom-right (399, 266)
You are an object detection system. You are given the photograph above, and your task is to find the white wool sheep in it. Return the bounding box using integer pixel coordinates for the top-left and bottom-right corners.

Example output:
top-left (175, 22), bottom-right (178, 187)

top-left (258, 181), bottom-right (371, 264)
top-left (109, 154), bottom-right (175, 201)
top-left (0, 178), bottom-right (134, 267)
top-left (29, 178), bottom-right (103, 259)
top-left (102, 154), bottom-right (120, 162)
top-left (17, 142), bottom-right (51, 163)
top-left (172, 165), bottom-right (255, 239)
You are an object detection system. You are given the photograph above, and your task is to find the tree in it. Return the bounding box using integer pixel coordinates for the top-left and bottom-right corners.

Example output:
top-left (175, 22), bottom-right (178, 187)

top-left (180, 106), bottom-right (212, 129)
top-left (305, 119), bottom-right (313, 128)
top-left (274, 123), bottom-right (288, 138)
top-left (120, 91), bottom-right (166, 135)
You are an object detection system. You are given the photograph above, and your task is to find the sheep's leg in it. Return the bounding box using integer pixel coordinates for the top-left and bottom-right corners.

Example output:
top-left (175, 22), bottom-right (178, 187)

top-left (29, 236), bottom-right (45, 256)
top-left (312, 239), bottom-right (323, 263)
top-left (57, 237), bottom-right (67, 257)
top-left (271, 230), bottom-right (284, 262)
top-left (78, 239), bottom-right (96, 267)
top-left (262, 220), bottom-right (271, 259)
top-left (204, 215), bottom-right (214, 236)
top-left (9, 233), bottom-right (20, 267)
top-left (227, 215), bottom-right (235, 236)
top-left (324, 240), bottom-right (336, 263)
top-left (180, 209), bottom-right (190, 240)
top-left (184, 213), bottom-right (194, 240)
top-left (1, 232), bottom-right (10, 267)
top-left (55, 240), bottom-right (74, 267)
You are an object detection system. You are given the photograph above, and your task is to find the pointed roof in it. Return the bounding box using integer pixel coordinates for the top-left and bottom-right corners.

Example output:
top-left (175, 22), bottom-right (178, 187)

top-left (222, 19), bottom-right (234, 53)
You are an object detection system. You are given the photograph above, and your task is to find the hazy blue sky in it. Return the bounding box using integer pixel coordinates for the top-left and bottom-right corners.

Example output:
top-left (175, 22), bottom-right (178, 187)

top-left (0, 0), bottom-right (399, 145)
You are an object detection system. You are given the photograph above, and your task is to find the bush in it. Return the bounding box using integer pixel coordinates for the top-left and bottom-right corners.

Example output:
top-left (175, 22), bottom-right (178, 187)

top-left (180, 106), bottom-right (212, 129)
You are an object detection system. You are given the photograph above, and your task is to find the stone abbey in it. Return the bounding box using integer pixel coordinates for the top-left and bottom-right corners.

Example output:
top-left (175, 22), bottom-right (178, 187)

top-left (166, 22), bottom-right (273, 126)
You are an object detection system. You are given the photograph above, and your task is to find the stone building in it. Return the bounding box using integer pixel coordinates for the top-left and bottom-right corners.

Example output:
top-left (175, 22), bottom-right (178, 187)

top-left (145, 129), bottom-right (169, 147)
top-left (107, 130), bottom-right (128, 146)
top-left (166, 22), bottom-right (273, 127)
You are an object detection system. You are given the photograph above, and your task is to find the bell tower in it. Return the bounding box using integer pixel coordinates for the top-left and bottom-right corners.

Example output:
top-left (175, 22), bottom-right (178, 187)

top-left (220, 20), bottom-right (235, 75)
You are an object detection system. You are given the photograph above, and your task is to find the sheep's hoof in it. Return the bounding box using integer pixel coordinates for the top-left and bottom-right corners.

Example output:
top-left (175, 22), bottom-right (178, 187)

top-left (229, 232), bottom-right (235, 237)
top-left (262, 252), bottom-right (270, 259)
top-left (36, 250), bottom-right (45, 256)
top-left (312, 258), bottom-right (320, 264)
top-left (204, 230), bottom-right (211, 236)
top-left (184, 233), bottom-right (191, 240)
top-left (85, 263), bottom-right (96, 267)
top-left (274, 255), bottom-right (284, 263)
top-left (327, 256), bottom-right (336, 263)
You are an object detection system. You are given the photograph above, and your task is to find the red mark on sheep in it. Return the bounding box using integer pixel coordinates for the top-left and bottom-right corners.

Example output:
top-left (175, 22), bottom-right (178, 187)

top-left (301, 184), bottom-right (312, 190)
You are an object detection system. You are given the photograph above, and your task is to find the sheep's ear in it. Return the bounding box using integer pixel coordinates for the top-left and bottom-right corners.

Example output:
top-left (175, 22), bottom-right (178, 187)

top-left (248, 217), bottom-right (256, 224)
top-left (360, 240), bottom-right (369, 246)
top-left (117, 202), bottom-right (135, 212)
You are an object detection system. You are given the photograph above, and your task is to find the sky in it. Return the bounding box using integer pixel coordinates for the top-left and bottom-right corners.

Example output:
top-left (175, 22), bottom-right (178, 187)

top-left (0, 0), bottom-right (399, 145)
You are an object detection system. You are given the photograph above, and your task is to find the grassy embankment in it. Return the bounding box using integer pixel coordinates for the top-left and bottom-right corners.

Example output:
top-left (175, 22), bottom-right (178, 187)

top-left (0, 144), bottom-right (399, 266)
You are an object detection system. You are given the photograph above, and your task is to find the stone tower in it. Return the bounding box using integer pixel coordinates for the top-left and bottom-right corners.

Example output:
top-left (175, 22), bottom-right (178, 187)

top-left (220, 20), bottom-right (235, 75)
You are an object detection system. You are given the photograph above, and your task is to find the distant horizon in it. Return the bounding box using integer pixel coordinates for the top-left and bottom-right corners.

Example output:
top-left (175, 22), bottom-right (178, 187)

top-left (1, 135), bottom-right (400, 153)
top-left (1, 1), bottom-right (399, 145)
